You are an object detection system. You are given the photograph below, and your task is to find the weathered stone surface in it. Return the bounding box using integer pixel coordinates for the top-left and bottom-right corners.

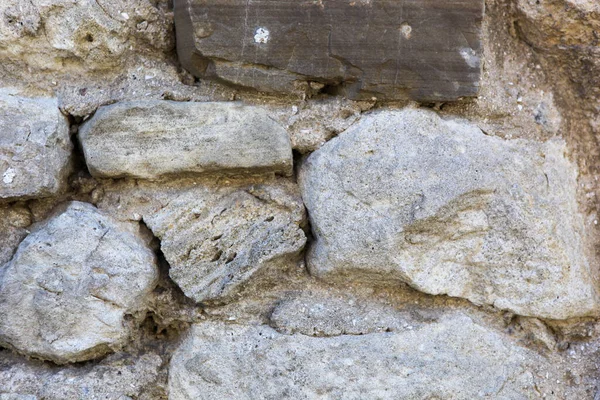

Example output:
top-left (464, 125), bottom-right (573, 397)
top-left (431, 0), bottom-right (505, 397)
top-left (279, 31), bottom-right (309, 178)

top-left (514, 0), bottom-right (600, 100)
top-left (0, 202), bottom-right (158, 364)
top-left (0, 0), bottom-right (173, 74)
top-left (79, 101), bottom-right (293, 180)
top-left (147, 186), bottom-right (306, 303)
top-left (268, 98), bottom-right (365, 153)
top-left (169, 314), bottom-right (557, 399)
top-left (97, 179), bottom-right (306, 303)
top-left (270, 291), bottom-right (423, 336)
top-left (299, 108), bottom-right (598, 320)
top-left (0, 205), bottom-right (31, 267)
top-left (174, 0), bottom-right (484, 101)
top-left (0, 395), bottom-right (36, 400)
top-left (0, 351), bottom-right (161, 400)
top-left (0, 90), bottom-right (71, 201)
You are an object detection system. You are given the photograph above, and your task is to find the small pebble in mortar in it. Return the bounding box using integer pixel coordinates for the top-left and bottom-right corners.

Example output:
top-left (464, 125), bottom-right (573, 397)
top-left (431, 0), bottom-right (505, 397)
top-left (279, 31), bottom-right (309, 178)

top-left (254, 27), bottom-right (270, 44)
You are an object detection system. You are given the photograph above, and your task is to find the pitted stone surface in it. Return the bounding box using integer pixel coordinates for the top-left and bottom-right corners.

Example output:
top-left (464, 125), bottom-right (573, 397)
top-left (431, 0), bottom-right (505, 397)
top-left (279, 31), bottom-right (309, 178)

top-left (0, 202), bottom-right (158, 364)
top-left (79, 101), bottom-right (293, 180)
top-left (0, 90), bottom-right (71, 201)
top-left (169, 315), bottom-right (555, 399)
top-left (97, 179), bottom-right (306, 303)
top-left (0, 0), bottom-right (599, 396)
top-left (0, 0), bottom-right (173, 73)
top-left (174, 0), bottom-right (484, 101)
top-left (299, 108), bottom-right (598, 320)
top-left (0, 351), bottom-right (161, 400)
top-left (270, 291), bottom-right (423, 336)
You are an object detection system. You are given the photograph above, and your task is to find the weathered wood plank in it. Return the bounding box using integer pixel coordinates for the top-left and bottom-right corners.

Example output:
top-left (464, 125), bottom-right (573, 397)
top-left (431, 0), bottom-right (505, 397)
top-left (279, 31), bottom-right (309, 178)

top-left (174, 0), bottom-right (484, 101)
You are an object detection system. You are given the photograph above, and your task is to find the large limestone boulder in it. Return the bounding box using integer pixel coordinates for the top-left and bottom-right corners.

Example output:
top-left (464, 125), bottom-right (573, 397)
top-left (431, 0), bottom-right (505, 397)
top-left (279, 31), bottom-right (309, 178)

top-left (0, 202), bottom-right (158, 364)
top-left (79, 101), bottom-right (293, 180)
top-left (0, 90), bottom-right (71, 201)
top-left (299, 108), bottom-right (599, 320)
top-left (169, 314), bottom-right (559, 399)
top-left (97, 179), bottom-right (306, 303)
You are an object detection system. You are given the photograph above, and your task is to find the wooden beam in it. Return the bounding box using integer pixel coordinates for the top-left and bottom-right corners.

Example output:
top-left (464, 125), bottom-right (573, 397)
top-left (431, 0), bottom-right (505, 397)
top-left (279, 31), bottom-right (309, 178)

top-left (174, 0), bottom-right (484, 101)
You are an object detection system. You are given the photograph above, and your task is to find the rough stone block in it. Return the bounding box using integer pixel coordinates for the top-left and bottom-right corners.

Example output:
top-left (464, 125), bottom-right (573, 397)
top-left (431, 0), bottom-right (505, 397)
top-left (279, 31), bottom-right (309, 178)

top-left (0, 90), bottom-right (71, 201)
top-left (97, 179), bottom-right (306, 303)
top-left (79, 101), bottom-right (293, 180)
top-left (174, 0), bottom-right (484, 101)
top-left (169, 315), bottom-right (554, 399)
top-left (270, 291), bottom-right (419, 336)
top-left (299, 108), bottom-right (599, 320)
top-left (0, 202), bottom-right (158, 364)
top-left (0, 351), bottom-right (161, 400)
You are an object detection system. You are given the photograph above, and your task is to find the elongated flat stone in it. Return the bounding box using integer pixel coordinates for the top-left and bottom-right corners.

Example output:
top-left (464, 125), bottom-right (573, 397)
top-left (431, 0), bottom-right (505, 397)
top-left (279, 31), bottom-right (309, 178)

top-left (169, 315), bottom-right (558, 399)
top-left (78, 101), bottom-right (293, 180)
top-left (174, 0), bottom-right (484, 100)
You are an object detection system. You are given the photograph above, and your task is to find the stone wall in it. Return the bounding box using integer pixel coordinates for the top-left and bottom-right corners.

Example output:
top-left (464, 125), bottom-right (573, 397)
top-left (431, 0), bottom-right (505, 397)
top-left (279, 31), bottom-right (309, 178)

top-left (1, 0), bottom-right (600, 399)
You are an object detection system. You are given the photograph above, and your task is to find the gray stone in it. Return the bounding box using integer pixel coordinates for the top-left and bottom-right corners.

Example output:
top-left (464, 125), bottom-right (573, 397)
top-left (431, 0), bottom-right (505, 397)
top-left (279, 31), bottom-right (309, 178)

top-left (0, 205), bottom-right (31, 267)
top-left (299, 108), bottom-right (598, 320)
top-left (174, 0), bottom-right (484, 101)
top-left (268, 98), bottom-right (365, 154)
top-left (270, 291), bottom-right (421, 336)
top-left (79, 101), bottom-right (293, 180)
top-left (0, 351), bottom-right (161, 400)
top-left (97, 179), bottom-right (306, 303)
top-left (169, 314), bottom-right (559, 399)
top-left (0, 201), bottom-right (158, 364)
top-left (0, 394), bottom-right (37, 400)
top-left (0, 89), bottom-right (71, 201)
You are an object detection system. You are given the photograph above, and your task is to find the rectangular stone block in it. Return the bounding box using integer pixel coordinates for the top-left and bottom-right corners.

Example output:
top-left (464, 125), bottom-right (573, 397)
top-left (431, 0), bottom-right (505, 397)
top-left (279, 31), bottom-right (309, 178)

top-left (174, 0), bottom-right (484, 101)
top-left (169, 315), bottom-right (552, 399)
top-left (78, 101), bottom-right (293, 180)
top-left (0, 89), bottom-right (71, 201)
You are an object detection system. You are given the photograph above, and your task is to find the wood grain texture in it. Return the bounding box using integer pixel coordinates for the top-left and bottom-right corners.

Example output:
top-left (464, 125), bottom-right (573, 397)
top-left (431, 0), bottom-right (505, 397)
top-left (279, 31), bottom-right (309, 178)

top-left (174, 0), bottom-right (484, 101)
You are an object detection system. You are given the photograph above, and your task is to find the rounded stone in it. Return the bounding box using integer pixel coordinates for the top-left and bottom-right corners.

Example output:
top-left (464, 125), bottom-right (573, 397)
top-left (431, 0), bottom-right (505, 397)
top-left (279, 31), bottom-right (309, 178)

top-left (0, 201), bottom-right (158, 364)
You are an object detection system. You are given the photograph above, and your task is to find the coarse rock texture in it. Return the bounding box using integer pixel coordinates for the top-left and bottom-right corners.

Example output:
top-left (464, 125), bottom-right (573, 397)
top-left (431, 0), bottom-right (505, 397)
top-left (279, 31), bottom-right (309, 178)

top-left (0, 0), bottom-right (173, 73)
top-left (0, 89), bottom-right (71, 201)
top-left (300, 108), bottom-right (598, 320)
top-left (0, 0), bottom-right (209, 118)
top-left (504, 0), bottom-right (600, 218)
top-left (0, 0), bottom-right (238, 119)
top-left (1, 0), bottom-right (600, 397)
top-left (97, 178), bottom-right (306, 304)
top-left (270, 291), bottom-right (427, 336)
top-left (174, 0), bottom-right (484, 101)
top-left (514, 0), bottom-right (600, 105)
top-left (0, 351), bottom-right (162, 400)
top-left (0, 205), bottom-right (32, 267)
top-left (266, 97), bottom-right (371, 154)
top-left (169, 314), bottom-right (562, 399)
top-left (79, 101), bottom-right (293, 179)
top-left (0, 202), bottom-right (158, 364)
